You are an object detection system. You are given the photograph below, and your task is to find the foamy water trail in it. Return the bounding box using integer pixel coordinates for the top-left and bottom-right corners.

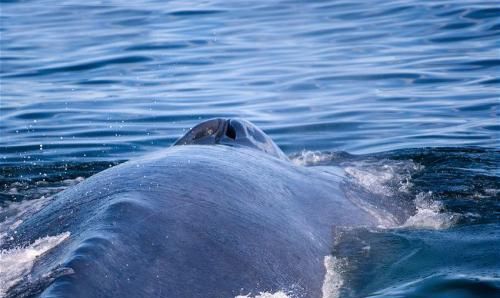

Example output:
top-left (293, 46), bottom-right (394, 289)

top-left (235, 291), bottom-right (291, 298)
top-left (0, 232), bottom-right (70, 297)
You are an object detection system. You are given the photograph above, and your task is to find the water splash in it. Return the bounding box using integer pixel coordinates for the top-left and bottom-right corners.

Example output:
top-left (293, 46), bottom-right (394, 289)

top-left (0, 196), bottom-right (52, 245)
top-left (290, 151), bottom-right (344, 167)
top-left (0, 232), bottom-right (70, 297)
top-left (402, 192), bottom-right (460, 229)
top-left (292, 150), bottom-right (462, 230)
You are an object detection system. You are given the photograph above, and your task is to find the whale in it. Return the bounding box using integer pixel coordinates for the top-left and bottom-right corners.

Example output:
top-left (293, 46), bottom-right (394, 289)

top-left (2, 119), bottom-right (396, 298)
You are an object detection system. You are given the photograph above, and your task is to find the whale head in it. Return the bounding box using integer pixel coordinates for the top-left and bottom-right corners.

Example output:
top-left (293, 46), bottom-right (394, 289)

top-left (173, 118), bottom-right (288, 160)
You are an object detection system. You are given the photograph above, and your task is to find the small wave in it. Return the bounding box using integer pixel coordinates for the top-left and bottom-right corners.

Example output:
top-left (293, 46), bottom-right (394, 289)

top-left (0, 232), bottom-right (70, 297)
top-left (4, 55), bottom-right (152, 78)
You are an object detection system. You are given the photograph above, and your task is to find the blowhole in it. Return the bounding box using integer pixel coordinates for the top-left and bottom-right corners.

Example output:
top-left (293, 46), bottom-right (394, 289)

top-left (226, 123), bottom-right (236, 139)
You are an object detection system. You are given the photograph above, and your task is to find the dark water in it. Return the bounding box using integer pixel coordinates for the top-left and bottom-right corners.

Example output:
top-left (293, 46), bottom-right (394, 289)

top-left (0, 0), bottom-right (499, 297)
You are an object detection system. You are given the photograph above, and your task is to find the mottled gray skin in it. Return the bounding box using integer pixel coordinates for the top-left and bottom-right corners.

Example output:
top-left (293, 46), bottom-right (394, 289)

top-left (6, 119), bottom-right (378, 298)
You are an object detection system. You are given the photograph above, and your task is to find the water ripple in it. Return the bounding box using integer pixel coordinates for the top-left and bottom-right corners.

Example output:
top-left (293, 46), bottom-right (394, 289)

top-left (4, 56), bottom-right (152, 78)
top-left (0, 0), bottom-right (498, 163)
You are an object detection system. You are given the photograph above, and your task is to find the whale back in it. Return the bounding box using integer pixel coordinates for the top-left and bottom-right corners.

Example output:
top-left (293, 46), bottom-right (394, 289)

top-left (5, 146), bottom-right (377, 298)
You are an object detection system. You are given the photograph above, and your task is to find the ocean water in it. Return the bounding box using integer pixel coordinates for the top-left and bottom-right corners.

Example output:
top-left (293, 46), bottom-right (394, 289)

top-left (0, 0), bottom-right (498, 297)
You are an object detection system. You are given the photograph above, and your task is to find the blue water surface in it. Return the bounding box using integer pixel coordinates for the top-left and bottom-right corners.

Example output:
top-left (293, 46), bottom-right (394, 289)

top-left (1, 0), bottom-right (498, 163)
top-left (0, 0), bottom-right (499, 297)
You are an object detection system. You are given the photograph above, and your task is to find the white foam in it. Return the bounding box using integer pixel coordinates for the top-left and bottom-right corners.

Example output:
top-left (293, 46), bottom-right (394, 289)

top-left (322, 256), bottom-right (345, 298)
top-left (341, 159), bottom-right (463, 230)
top-left (344, 160), bottom-right (420, 197)
top-left (290, 151), bottom-right (421, 198)
top-left (0, 196), bottom-right (52, 245)
top-left (3, 176), bottom-right (85, 202)
top-left (402, 192), bottom-right (459, 229)
top-left (234, 255), bottom-right (346, 298)
top-left (350, 196), bottom-right (400, 228)
top-left (62, 176), bottom-right (85, 186)
top-left (235, 291), bottom-right (290, 298)
top-left (290, 151), bottom-right (335, 166)
top-left (346, 167), bottom-right (392, 196)
top-left (0, 232), bottom-right (70, 297)
top-left (0, 176), bottom-right (84, 246)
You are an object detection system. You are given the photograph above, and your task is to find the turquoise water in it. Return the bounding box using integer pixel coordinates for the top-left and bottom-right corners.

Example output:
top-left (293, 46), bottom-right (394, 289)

top-left (1, 0), bottom-right (499, 297)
